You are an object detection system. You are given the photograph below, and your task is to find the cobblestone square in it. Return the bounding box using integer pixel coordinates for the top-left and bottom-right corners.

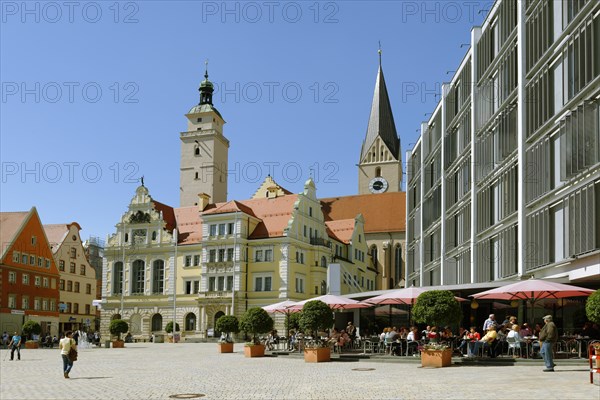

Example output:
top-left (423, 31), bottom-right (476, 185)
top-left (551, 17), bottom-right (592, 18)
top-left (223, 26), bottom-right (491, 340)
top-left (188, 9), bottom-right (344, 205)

top-left (0, 343), bottom-right (597, 400)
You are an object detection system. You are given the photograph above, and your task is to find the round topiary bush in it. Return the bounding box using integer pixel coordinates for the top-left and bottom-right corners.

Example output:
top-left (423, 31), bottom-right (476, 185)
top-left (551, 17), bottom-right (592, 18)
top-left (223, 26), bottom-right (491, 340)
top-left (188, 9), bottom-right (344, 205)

top-left (412, 290), bottom-right (462, 328)
top-left (22, 320), bottom-right (42, 340)
top-left (109, 319), bottom-right (129, 340)
top-left (240, 307), bottom-right (273, 344)
top-left (586, 289), bottom-right (600, 325)
top-left (215, 315), bottom-right (239, 342)
top-left (299, 300), bottom-right (334, 343)
top-left (286, 311), bottom-right (301, 332)
top-left (165, 321), bottom-right (180, 333)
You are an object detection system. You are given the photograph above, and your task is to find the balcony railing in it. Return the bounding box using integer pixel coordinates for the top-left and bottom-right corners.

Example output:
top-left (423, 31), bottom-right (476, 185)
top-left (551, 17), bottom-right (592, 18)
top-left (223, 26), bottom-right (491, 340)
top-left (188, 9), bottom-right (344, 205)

top-left (197, 291), bottom-right (233, 299)
top-left (310, 238), bottom-right (331, 248)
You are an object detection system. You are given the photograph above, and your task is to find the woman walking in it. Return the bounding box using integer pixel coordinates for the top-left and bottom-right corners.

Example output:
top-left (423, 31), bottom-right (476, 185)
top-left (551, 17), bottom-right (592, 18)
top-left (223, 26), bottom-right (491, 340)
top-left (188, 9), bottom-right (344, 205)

top-left (59, 331), bottom-right (77, 378)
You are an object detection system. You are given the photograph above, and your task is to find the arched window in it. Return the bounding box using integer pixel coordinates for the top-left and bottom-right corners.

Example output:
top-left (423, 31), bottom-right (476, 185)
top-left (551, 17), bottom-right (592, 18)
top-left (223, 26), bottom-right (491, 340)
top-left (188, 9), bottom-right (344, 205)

top-left (375, 167), bottom-right (381, 177)
top-left (370, 246), bottom-right (378, 270)
top-left (151, 231), bottom-right (157, 241)
top-left (152, 260), bottom-right (164, 294)
top-left (320, 256), bottom-right (327, 267)
top-left (112, 314), bottom-right (121, 320)
top-left (132, 259), bottom-right (145, 294)
top-left (124, 233), bottom-right (128, 243)
top-left (113, 262), bottom-right (123, 295)
top-left (195, 147), bottom-right (200, 156)
top-left (151, 314), bottom-right (163, 332)
top-left (195, 172), bottom-right (199, 180)
top-left (185, 313), bottom-right (196, 331)
top-left (394, 244), bottom-right (402, 286)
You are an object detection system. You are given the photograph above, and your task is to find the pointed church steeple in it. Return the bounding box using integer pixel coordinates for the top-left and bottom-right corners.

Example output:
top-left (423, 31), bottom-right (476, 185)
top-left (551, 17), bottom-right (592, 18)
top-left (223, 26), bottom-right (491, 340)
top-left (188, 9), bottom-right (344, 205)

top-left (360, 50), bottom-right (400, 161)
top-left (358, 47), bottom-right (402, 195)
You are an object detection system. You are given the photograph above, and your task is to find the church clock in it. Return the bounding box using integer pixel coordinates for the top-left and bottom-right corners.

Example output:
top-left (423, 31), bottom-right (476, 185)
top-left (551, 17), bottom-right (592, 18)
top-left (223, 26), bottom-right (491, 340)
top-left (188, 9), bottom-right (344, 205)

top-left (368, 177), bottom-right (389, 194)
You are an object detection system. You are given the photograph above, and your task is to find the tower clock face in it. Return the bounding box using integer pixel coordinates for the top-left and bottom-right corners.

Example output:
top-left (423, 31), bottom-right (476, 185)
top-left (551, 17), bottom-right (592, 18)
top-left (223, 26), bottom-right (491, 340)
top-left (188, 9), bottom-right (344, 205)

top-left (369, 177), bottom-right (389, 194)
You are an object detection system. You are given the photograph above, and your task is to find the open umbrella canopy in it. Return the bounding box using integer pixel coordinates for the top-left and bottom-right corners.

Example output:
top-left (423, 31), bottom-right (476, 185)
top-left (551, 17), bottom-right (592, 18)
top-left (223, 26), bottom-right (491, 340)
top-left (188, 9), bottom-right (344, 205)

top-left (373, 306), bottom-right (408, 316)
top-left (262, 300), bottom-right (300, 314)
top-left (288, 294), bottom-right (370, 310)
top-left (471, 279), bottom-right (594, 302)
top-left (364, 287), bottom-right (426, 305)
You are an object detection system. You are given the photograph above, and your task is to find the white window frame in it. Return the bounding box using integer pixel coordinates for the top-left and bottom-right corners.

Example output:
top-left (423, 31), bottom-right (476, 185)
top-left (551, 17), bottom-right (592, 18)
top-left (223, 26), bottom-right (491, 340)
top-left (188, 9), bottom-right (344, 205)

top-left (12, 251), bottom-right (19, 263)
top-left (254, 273), bottom-right (273, 292)
top-left (8, 295), bottom-right (16, 309)
top-left (218, 223), bottom-right (226, 236)
top-left (22, 274), bottom-right (29, 285)
top-left (295, 274), bottom-right (305, 293)
top-left (209, 224), bottom-right (217, 236)
top-left (8, 271), bottom-right (17, 283)
top-left (34, 276), bottom-right (41, 287)
top-left (22, 296), bottom-right (29, 309)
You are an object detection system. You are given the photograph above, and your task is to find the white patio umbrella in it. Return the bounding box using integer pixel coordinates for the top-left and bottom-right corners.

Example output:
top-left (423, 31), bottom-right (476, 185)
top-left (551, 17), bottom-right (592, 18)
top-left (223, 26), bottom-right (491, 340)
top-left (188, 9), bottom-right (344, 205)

top-left (288, 294), bottom-right (370, 311)
top-left (262, 300), bottom-right (301, 338)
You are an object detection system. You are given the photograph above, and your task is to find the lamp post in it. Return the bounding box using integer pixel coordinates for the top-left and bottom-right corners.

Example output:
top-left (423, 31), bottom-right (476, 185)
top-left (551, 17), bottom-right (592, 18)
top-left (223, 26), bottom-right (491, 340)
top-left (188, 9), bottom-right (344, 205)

top-left (173, 229), bottom-right (178, 343)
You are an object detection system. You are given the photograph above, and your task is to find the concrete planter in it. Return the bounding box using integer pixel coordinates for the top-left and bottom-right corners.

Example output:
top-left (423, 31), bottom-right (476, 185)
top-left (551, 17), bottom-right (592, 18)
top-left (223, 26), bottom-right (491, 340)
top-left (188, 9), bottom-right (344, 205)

top-left (218, 342), bottom-right (234, 353)
top-left (244, 344), bottom-right (265, 358)
top-left (304, 347), bottom-right (331, 363)
top-left (112, 340), bottom-right (125, 348)
top-left (421, 349), bottom-right (452, 368)
top-left (24, 341), bottom-right (39, 349)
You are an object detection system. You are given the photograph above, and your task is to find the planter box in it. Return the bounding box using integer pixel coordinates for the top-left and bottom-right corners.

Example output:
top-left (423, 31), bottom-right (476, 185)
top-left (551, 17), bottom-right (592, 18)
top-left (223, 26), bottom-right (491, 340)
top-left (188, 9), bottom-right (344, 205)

top-left (218, 342), bottom-right (234, 353)
top-left (304, 347), bottom-right (331, 363)
top-left (112, 340), bottom-right (125, 348)
top-left (421, 349), bottom-right (452, 368)
top-left (25, 341), bottom-right (39, 349)
top-left (244, 344), bottom-right (265, 358)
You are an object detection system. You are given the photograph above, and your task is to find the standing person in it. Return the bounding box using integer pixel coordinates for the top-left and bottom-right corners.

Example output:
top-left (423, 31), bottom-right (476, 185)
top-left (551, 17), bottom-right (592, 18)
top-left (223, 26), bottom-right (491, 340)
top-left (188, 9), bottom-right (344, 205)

top-left (539, 315), bottom-right (558, 372)
top-left (346, 321), bottom-right (356, 342)
top-left (483, 314), bottom-right (496, 332)
top-left (72, 330), bottom-right (79, 345)
top-left (2, 331), bottom-right (9, 349)
top-left (59, 331), bottom-right (77, 378)
top-left (8, 332), bottom-right (22, 361)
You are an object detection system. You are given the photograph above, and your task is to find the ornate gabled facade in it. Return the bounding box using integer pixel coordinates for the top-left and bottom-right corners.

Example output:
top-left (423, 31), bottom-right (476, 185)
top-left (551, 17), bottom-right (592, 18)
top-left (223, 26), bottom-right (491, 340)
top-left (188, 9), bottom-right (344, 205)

top-left (358, 53), bottom-right (403, 195)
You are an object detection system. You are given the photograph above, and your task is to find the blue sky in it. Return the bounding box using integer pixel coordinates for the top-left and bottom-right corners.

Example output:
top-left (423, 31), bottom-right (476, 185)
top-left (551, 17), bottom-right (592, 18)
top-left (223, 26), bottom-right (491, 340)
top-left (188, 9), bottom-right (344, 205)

top-left (1, 0), bottom-right (493, 240)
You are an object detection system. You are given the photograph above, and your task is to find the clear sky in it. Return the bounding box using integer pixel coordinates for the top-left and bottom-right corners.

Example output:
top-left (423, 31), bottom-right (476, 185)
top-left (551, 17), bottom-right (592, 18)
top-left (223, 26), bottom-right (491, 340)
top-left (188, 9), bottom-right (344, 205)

top-left (1, 0), bottom-right (493, 241)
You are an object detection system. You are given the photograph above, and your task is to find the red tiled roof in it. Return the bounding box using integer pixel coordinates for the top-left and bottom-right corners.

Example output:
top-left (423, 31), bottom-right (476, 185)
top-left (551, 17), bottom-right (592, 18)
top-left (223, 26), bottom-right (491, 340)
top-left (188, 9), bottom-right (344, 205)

top-left (241, 195), bottom-right (298, 239)
top-left (42, 224), bottom-right (69, 252)
top-left (0, 211), bottom-right (30, 259)
top-left (174, 206), bottom-right (202, 245)
top-left (152, 200), bottom-right (176, 233)
top-left (320, 192), bottom-right (406, 233)
top-left (202, 200), bottom-right (257, 218)
top-left (325, 219), bottom-right (355, 244)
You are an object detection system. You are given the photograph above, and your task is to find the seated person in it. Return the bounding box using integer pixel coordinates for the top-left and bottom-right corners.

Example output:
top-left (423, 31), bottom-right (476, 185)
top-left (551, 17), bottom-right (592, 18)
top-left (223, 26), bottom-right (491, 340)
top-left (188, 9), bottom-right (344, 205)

top-left (427, 326), bottom-right (439, 343)
top-left (405, 327), bottom-right (420, 355)
top-left (519, 323), bottom-right (532, 337)
top-left (328, 328), bottom-right (341, 347)
top-left (465, 327), bottom-right (481, 357)
top-left (473, 326), bottom-right (497, 358)
top-left (507, 324), bottom-right (526, 356)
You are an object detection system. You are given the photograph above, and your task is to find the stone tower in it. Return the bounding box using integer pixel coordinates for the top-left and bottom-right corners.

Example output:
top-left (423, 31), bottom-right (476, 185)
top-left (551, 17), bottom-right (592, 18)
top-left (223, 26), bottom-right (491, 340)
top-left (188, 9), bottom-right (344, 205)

top-left (180, 64), bottom-right (229, 207)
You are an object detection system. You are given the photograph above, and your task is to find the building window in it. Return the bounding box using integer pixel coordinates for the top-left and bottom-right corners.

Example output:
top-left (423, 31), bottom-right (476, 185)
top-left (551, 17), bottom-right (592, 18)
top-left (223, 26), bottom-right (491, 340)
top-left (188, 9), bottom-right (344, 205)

top-left (227, 248), bottom-right (234, 262)
top-left (22, 274), bottom-right (29, 285)
top-left (295, 275), bottom-right (305, 293)
top-left (74, 282), bottom-right (80, 292)
top-left (70, 263), bottom-right (76, 273)
top-left (208, 277), bottom-right (216, 291)
top-left (394, 244), bottom-right (403, 286)
top-left (85, 304), bottom-right (90, 315)
top-left (43, 277), bottom-right (49, 288)
top-left (31, 236), bottom-right (37, 245)
top-left (132, 259), bottom-right (145, 294)
top-left (8, 295), bottom-right (16, 309)
top-left (151, 314), bottom-right (163, 332)
top-left (209, 249), bottom-right (216, 263)
top-left (86, 283), bottom-right (92, 294)
top-left (51, 278), bottom-right (56, 289)
top-left (12, 251), bottom-right (20, 263)
top-left (45, 259), bottom-right (51, 268)
top-left (8, 271), bottom-right (17, 283)
top-left (22, 296), bottom-right (29, 309)
top-left (254, 276), bottom-right (273, 291)
top-left (42, 299), bottom-right (48, 311)
top-left (227, 276), bottom-right (233, 290)
top-left (29, 255), bottom-right (35, 265)
top-left (35, 276), bottom-right (41, 287)
top-left (67, 281), bottom-right (72, 291)
top-left (193, 255), bottom-right (200, 266)
top-left (34, 298), bottom-right (40, 310)
top-left (152, 231), bottom-right (157, 241)
top-left (152, 260), bottom-right (164, 294)
top-left (185, 280), bottom-right (200, 294)
top-left (59, 260), bottom-right (65, 271)
top-left (255, 250), bottom-right (263, 262)
top-left (303, 225), bottom-right (307, 237)
top-left (70, 248), bottom-right (76, 258)
top-left (59, 279), bottom-right (65, 290)
top-left (21, 254), bottom-right (28, 264)
top-left (218, 224), bottom-right (226, 235)
top-left (227, 223), bottom-right (234, 234)
top-left (218, 249), bottom-right (225, 262)
top-left (320, 256), bottom-right (327, 267)
top-left (66, 302), bottom-right (71, 313)
top-left (265, 249), bottom-right (273, 262)
top-left (217, 276), bottom-right (225, 291)
top-left (37, 257), bottom-right (42, 267)
top-left (370, 246), bottom-right (378, 270)
top-left (113, 262), bottom-right (123, 295)
top-left (309, 207), bottom-right (313, 217)
top-left (74, 303), bottom-right (79, 314)
top-left (50, 300), bottom-right (55, 312)
top-left (80, 265), bottom-right (86, 275)
top-left (185, 255), bottom-right (192, 267)
top-left (209, 224), bottom-right (217, 236)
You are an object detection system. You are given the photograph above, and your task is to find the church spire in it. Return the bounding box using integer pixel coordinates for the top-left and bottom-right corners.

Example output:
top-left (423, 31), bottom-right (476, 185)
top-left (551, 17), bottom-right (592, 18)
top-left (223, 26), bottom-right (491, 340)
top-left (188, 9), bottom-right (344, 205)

top-left (360, 48), bottom-right (400, 161)
top-left (199, 59), bottom-right (214, 105)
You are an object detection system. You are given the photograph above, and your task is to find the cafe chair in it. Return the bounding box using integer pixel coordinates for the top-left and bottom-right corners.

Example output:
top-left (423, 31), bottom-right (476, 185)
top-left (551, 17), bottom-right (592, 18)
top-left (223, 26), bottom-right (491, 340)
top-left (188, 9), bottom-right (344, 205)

top-left (506, 336), bottom-right (522, 357)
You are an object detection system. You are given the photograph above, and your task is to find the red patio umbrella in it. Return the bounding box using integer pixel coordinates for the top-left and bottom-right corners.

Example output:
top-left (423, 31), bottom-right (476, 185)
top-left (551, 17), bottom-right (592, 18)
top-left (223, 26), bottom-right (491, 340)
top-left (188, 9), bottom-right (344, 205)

top-left (262, 300), bottom-right (300, 339)
top-left (288, 294), bottom-right (370, 311)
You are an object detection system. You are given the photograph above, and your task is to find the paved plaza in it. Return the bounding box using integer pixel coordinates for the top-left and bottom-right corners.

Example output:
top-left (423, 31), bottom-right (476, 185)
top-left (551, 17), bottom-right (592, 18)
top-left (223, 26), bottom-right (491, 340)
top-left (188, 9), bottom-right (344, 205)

top-left (0, 343), bottom-right (597, 400)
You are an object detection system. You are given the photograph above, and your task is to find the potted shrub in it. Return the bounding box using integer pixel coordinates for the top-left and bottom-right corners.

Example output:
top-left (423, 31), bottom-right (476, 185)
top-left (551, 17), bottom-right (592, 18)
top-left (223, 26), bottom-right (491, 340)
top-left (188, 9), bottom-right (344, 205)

top-left (586, 290), bottom-right (600, 368)
top-left (22, 320), bottom-right (42, 349)
top-left (165, 321), bottom-right (180, 343)
top-left (239, 307), bottom-right (273, 358)
top-left (413, 290), bottom-right (462, 368)
top-left (109, 319), bottom-right (129, 348)
top-left (215, 315), bottom-right (239, 353)
top-left (299, 300), bottom-right (334, 363)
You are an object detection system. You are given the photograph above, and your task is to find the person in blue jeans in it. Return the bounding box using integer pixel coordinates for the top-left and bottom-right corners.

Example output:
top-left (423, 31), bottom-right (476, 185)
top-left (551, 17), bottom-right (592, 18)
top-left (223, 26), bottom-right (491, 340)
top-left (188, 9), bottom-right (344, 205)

top-left (539, 315), bottom-right (557, 372)
top-left (59, 331), bottom-right (77, 378)
top-left (8, 332), bottom-right (21, 360)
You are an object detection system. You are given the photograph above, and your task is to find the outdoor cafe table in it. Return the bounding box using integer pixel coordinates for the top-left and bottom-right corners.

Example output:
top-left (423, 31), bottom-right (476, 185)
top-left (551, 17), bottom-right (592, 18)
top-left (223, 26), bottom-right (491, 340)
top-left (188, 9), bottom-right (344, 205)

top-left (523, 336), bottom-right (538, 358)
top-left (561, 336), bottom-right (591, 358)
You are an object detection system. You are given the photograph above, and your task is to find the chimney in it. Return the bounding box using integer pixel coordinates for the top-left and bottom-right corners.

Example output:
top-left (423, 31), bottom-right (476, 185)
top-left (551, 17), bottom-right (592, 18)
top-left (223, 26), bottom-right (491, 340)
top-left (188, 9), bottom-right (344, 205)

top-left (197, 193), bottom-right (211, 211)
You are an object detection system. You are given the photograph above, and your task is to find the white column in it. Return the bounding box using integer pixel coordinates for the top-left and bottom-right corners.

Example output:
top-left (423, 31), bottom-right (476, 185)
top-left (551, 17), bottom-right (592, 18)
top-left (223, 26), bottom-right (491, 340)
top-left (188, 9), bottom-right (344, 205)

top-left (419, 123), bottom-right (426, 286)
top-left (440, 83), bottom-right (448, 284)
top-left (516, 0), bottom-right (527, 278)
top-left (470, 26), bottom-right (482, 284)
